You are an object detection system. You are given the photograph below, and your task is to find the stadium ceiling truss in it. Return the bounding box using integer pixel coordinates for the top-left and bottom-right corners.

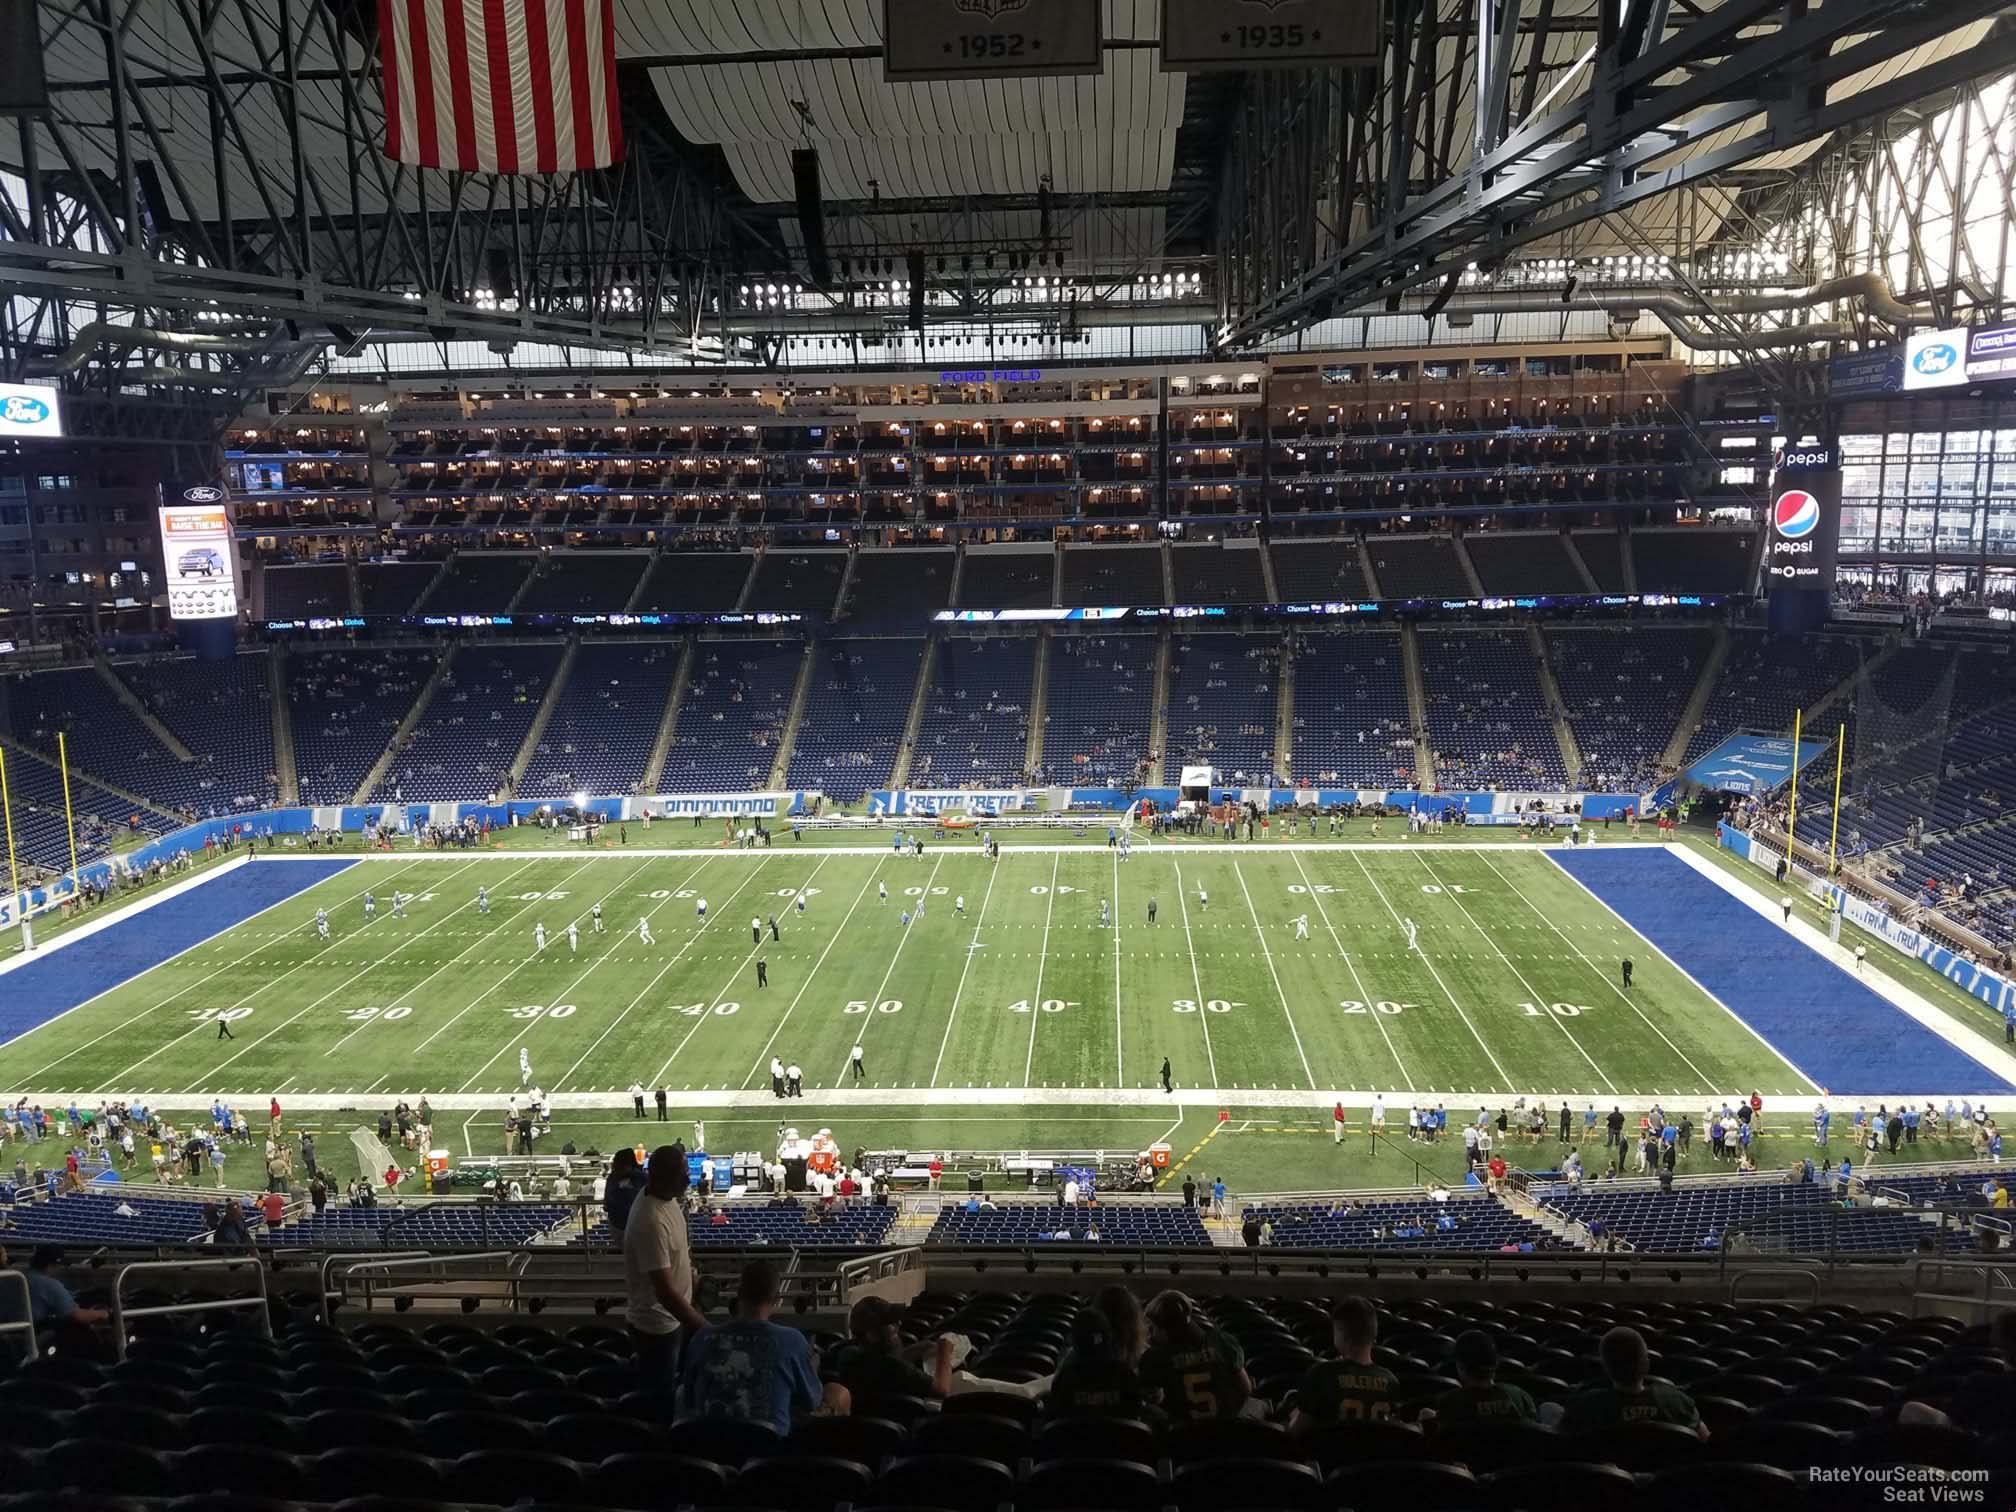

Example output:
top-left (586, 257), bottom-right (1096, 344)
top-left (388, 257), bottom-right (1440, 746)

top-left (1219, 0), bottom-right (2016, 350)
top-left (0, 0), bottom-right (2014, 440)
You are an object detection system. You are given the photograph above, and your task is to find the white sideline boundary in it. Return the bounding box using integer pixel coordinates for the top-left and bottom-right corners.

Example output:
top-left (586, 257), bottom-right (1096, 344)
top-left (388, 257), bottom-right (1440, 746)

top-left (251, 840), bottom-right (1659, 861)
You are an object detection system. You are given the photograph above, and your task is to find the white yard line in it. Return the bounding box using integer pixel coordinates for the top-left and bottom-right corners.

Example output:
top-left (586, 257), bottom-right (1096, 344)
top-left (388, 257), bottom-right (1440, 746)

top-left (1347, 851), bottom-right (1519, 1091)
top-left (745, 870), bottom-right (882, 1091)
top-left (452, 857), bottom-right (698, 1092)
top-left (1476, 851), bottom-right (1721, 1092)
top-left (552, 857), bottom-right (773, 1090)
top-left (1169, 862), bottom-right (1220, 1087)
top-left (1288, 850), bottom-right (1413, 1094)
top-left (646, 857), bottom-right (831, 1088)
top-left (1111, 846), bottom-right (1125, 1086)
top-left (1020, 853), bottom-right (1062, 1087)
top-left (1409, 850), bottom-right (1619, 1096)
top-left (408, 856), bottom-right (664, 1060)
top-left (1233, 864), bottom-right (1316, 1089)
top-left (928, 855), bottom-right (1006, 1089)
top-left (269, 839), bottom-right (1671, 861)
top-left (826, 855), bottom-right (946, 1088)
top-left (320, 858), bottom-right (549, 1056)
top-left (166, 858), bottom-right (491, 1093)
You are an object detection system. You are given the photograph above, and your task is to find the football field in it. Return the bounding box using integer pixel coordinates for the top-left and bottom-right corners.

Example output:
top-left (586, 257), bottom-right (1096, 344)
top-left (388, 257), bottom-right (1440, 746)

top-left (0, 840), bottom-right (1823, 1111)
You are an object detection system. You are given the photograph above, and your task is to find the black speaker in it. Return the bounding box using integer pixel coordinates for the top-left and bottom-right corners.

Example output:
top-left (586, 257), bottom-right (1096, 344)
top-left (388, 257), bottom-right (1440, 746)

top-left (486, 247), bottom-right (516, 303)
top-left (907, 251), bottom-right (925, 331)
top-left (793, 147), bottom-right (833, 287)
top-left (0, 0), bottom-right (47, 113)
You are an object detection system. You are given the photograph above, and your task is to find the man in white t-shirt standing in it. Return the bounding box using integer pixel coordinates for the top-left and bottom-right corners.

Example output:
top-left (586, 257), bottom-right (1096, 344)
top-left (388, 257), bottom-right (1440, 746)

top-left (623, 1145), bottom-right (708, 1392)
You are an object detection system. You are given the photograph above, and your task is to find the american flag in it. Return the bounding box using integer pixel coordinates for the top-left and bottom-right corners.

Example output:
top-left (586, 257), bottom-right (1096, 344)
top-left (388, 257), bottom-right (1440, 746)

top-left (379, 0), bottom-right (623, 175)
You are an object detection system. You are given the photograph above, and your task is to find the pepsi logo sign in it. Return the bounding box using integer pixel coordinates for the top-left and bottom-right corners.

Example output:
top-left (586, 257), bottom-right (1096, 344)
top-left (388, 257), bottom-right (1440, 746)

top-left (1, 394), bottom-right (51, 427)
top-left (1911, 342), bottom-right (1959, 377)
top-left (1773, 489), bottom-right (1821, 540)
top-left (182, 485), bottom-right (225, 503)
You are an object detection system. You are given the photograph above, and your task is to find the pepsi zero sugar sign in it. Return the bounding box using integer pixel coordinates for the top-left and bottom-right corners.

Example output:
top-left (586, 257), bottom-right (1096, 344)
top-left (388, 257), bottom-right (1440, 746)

top-left (1765, 444), bottom-right (1840, 595)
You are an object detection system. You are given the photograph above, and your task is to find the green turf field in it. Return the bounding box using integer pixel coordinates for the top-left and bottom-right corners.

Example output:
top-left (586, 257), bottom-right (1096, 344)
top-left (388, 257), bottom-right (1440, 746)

top-left (0, 840), bottom-right (1819, 1109)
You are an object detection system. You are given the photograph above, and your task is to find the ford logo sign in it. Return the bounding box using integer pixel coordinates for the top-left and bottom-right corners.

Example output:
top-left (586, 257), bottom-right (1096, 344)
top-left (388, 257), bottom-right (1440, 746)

top-left (1912, 342), bottom-right (1959, 375)
top-left (182, 485), bottom-right (225, 503)
top-left (1, 395), bottom-right (51, 426)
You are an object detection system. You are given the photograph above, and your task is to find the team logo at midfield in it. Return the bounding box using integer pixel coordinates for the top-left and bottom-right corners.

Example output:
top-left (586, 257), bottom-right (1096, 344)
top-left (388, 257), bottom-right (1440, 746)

top-left (1773, 488), bottom-right (1820, 540)
top-left (954, 0), bottom-right (1029, 18)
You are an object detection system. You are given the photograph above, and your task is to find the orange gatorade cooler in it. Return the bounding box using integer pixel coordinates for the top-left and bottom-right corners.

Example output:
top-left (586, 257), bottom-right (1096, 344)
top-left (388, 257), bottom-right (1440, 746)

top-left (1149, 1143), bottom-right (1172, 1169)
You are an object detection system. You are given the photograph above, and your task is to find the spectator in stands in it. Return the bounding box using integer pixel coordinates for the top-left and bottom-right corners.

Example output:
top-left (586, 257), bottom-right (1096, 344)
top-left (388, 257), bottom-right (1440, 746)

top-left (676, 1260), bottom-right (847, 1430)
top-left (604, 1146), bottom-right (645, 1248)
top-left (18, 1245), bottom-right (109, 1340)
top-left (1141, 1290), bottom-right (1252, 1421)
top-left (1562, 1325), bottom-right (1708, 1438)
top-left (1290, 1297), bottom-right (1400, 1431)
top-left (829, 1295), bottom-right (952, 1404)
top-left (1419, 1330), bottom-right (1539, 1429)
top-left (213, 1199), bottom-right (253, 1250)
top-left (1899, 1310), bottom-right (2016, 1429)
top-left (622, 1144), bottom-right (707, 1393)
top-left (1045, 1285), bottom-right (1161, 1422)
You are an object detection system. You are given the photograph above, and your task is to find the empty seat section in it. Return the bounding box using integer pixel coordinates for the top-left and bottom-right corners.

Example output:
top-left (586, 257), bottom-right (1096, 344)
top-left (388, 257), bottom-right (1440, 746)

top-left (1682, 630), bottom-right (1869, 764)
top-left (1041, 635), bottom-right (1157, 786)
top-left (1466, 532), bottom-right (1585, 595)
top-left (372, 645), bottom-right (564, 802)
top-left (911, 638), bottom-right (1033, 788)
top-left (0, 742), bottom-right (169, 870)
top-left (1164, 634), bottom-right (1279, 782)
top-left (840, 551), bottom-right (955, 631)
top-left (1061, 545), bottom-right (1166, 606)
top-left (959, 547), bottom-right (1056, 609)
top-left (631, 552), bottom-right (755, 613)
top-left (520, 642), bottom-right (684, 798)
top-left (1170, 544), bottom-right (1267, 604)
top-left (1548, 627), bottom-right (1713, 793)
top-left (120, 655), bottom-right (279, 814)
top-left (1572, 530), bottom-right (1630, 591)
top-left (1268, 539), bottom-right (1373, 601)
top-left (1416, 629), bottom-right (1567, 788)
top-left (263, 565), bottom-right (350, 618)
top-left (513, 554), bottom-right (647, 615)
top-left (5, 665), bottom-right (186, 812)
top-left (785, 640), bottom-right (924, 802)
top-left (425, 554), bottom-right (535, 615)
top-left (1290, 630), bottom-right (1415, 788)
top-left (744, 551), bottom-right (847, 621)
top-left (927, 1201), bottom-right (1211, 1246)
top-left (1365, 535), bottom-right (1471, 597)
top-left (287, 649), bottom-right (438, 806)
top-left (357, 561), bottom-right (440, 615)
top-left (659, 641), bottom-right (802, 791)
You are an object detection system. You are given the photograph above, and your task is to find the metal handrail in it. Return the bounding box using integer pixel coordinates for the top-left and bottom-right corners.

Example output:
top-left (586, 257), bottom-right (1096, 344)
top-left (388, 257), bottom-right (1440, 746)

top-left (109, 1256), bottom-right (270, 1361)
top-left (324, 1250), bottom-right (519, 1319)
top-left (1726, 1265), bottom-right (1821, 1305)
top-left (0, 1270), bottom-right (36, 1360)
top-left (318, 1250), bottom-right (430, 1324)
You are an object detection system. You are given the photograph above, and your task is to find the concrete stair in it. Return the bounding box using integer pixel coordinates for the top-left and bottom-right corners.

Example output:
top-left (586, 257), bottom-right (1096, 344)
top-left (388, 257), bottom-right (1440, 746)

top-left (352, 645), bottom-right (459, 804)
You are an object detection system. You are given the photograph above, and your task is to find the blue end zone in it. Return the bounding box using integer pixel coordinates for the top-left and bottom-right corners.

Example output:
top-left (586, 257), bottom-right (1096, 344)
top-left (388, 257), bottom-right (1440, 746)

top-left (0, 860), bottom-right (356, 1047)
top-left (1549, 848), bottom-right (2015, 1096)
